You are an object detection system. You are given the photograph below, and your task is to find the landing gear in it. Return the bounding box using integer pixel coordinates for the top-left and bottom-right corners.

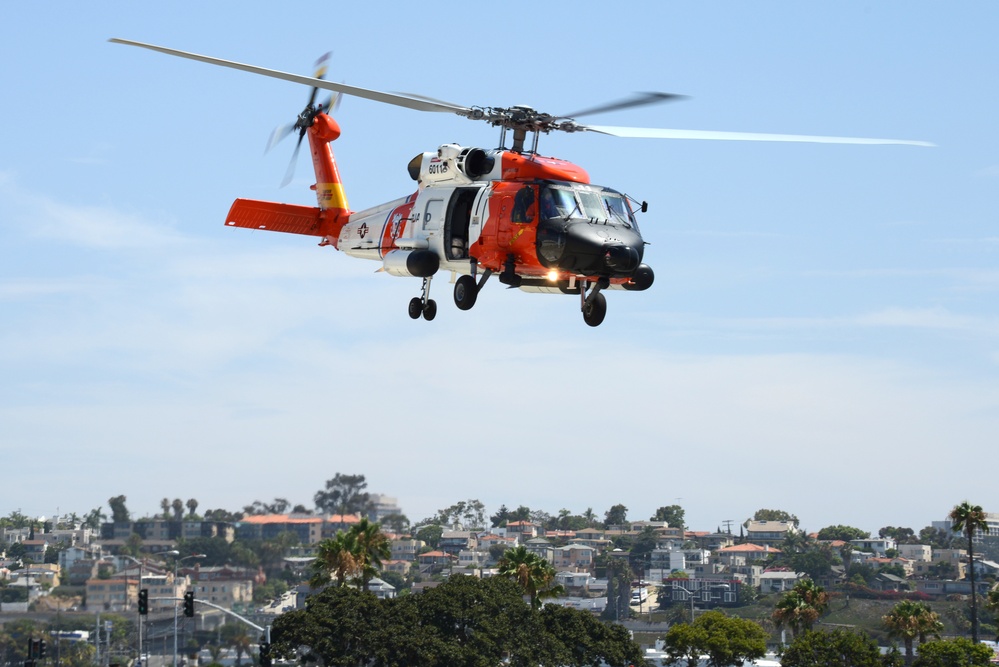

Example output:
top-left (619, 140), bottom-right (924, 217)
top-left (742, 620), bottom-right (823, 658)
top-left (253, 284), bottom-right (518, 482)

top-left (409, 276), bottom-right (437, 321)
top-left (580, 278), bottom-right (609, 327)
top-left (453, 261), bottom-right (492, 312)
top-left (453, 274), bottom-right (478, 310)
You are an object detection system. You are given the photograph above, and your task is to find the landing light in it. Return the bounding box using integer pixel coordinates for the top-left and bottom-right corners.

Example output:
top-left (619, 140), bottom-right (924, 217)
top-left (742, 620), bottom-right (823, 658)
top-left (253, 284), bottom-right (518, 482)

top-left (547, 270), bottom-right (559, 282)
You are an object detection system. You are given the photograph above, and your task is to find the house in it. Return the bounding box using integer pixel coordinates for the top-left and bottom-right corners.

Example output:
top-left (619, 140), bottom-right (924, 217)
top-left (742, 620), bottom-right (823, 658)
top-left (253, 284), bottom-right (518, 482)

top-left (86, 577), bottom-right (139, 612)
top-left (417, 550), bottom-right (456, 574)
top-left (759, 570), bottom-right (803, 594)
top-left (897, 544), bottom-right (932, 562)
top-left (744, 521), bottom-right (799, 546)
top-left (554, 544), bottom-right (596, 572)
top-left (715, 543), bottom-right (777, 565)
top-left (505, 521), bottom-right (539, 541)
top-left (850, 537), bottom-right (897, 557)
top-left (365, 577), bottom-right (396, 599)
top-left (383, 559), bottom-right (412, 576)
top-left (390, 538), bottom-right (424, 561)
top-left (873, 572), bottom-right (908, 592)
top-left (524, 538), bottom-right (555, 564)
top-left (439, 531), bottom-right (476, 555)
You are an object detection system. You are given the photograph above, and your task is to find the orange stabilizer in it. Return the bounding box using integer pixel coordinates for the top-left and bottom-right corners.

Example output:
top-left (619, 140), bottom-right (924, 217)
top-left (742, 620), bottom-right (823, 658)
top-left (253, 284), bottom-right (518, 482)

top-left (225, 199), bottom-right (345, 240)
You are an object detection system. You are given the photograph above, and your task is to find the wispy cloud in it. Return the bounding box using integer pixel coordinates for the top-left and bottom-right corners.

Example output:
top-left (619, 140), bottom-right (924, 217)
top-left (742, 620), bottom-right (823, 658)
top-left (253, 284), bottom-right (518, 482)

top-left (0, 177), bottom-right (190, 249)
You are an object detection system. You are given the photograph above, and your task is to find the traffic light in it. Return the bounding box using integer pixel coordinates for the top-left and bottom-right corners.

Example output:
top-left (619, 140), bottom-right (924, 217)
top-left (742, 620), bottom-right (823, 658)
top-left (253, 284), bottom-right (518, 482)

top-left (183, 590), bottom-right (195, 617)
top-left (138, 588), bottom-right (149, 615)
top-left (38, 641), bottom-right (46, 660)
top-left (259, 642), bottom-right (271, 667)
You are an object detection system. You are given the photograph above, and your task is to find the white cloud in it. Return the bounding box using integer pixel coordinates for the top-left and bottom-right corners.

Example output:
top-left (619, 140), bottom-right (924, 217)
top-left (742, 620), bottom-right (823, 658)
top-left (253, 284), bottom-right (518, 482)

top-left (0, 177), bottom-right (189, 249)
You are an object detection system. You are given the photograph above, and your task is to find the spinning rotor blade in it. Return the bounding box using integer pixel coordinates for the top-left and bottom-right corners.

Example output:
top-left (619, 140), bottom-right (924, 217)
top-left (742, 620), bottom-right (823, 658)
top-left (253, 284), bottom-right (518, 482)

top-left (109, 39), bottom-right (472, 116)
top-left (281, 134), bottom-right (305, 188)
top-left (581, 124), bottom-right (935, 147)
top-left (266, 123), bottom-right (297, 153)
top-left (561, 92), bottom-right (688, 120)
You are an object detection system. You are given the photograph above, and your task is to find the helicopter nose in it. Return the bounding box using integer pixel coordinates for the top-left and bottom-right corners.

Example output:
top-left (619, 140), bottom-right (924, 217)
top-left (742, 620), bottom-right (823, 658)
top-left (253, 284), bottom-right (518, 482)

top-left (603, 244), bottom-right (640, 272)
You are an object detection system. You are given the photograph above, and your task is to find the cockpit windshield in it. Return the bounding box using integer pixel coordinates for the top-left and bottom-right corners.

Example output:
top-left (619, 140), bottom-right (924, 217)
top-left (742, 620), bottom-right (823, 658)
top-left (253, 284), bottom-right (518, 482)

top-left (539, 183), bottom-right (638, 229)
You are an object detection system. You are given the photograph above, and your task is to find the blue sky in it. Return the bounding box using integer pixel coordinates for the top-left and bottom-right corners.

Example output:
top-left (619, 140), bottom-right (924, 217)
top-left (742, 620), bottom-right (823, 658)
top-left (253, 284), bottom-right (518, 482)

top-left (2, 2), bottom-right (996, 535)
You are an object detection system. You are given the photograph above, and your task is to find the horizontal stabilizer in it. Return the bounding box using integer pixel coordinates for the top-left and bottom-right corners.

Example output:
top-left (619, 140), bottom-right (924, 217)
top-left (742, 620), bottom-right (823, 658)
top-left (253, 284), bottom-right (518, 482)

top-left (225, 199), bottom-right (342, 237)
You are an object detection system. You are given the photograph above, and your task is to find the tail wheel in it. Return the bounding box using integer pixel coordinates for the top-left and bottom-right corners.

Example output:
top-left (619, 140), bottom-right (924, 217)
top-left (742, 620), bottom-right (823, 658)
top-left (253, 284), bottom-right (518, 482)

top-left (582, 292), bottom-right (607, 327)
top-left (423, 299), bottom-right (438, 321)
top-left (453, 274), bottom-right (478, 311)
top-left (408, 297), bottom-right (423, 319)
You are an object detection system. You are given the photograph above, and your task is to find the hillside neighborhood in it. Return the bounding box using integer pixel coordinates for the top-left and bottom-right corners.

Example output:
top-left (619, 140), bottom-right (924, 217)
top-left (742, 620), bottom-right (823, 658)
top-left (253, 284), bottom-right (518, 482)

top-left (2, 488), bottom-right (999, 666)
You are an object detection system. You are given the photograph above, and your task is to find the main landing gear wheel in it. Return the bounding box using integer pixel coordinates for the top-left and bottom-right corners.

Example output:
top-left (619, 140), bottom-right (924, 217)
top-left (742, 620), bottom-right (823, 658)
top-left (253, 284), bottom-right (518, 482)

top-left (582, 292), bottom-right (607, 327)
top-left (453, 274), bottom-right (478, 310)
top-left (408, 297), bottom-right (423, 320)
top-left (423, 299), bottom-right (437, 321)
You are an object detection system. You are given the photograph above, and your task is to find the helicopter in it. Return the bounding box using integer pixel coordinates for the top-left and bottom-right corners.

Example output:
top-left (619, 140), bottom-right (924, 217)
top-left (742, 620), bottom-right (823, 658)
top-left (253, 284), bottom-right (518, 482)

top-left (110, 39), bottom-right (933, 326)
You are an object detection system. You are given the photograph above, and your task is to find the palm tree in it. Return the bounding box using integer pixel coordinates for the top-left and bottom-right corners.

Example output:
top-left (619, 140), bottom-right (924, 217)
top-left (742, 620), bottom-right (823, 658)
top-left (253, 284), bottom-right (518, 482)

top-left (349, 518), bottom-right (391, 590)
top-left (771, 579), bottom-right (830, 640)
top-left (496, 545), bottom-right (564, 609)
top-left (309, 532), bottom-right (361, 589)
top-left (950, 500), bottom-right (989, 643)
top-left (882, 599), bottom-right (943, 665)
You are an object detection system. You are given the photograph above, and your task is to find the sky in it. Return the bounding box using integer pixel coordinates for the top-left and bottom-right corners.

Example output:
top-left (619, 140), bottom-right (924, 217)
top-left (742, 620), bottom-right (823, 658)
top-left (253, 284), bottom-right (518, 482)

top-left (1, 3), bottom-right (996, 538)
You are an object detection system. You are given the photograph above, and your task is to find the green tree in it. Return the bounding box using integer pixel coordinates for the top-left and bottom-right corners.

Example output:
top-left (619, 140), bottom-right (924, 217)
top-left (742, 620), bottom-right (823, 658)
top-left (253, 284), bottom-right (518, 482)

top-left (313, 473), bottom-right (372, 517)
top-left (220, 623), bottom-right (254, 666)
top-left (882, 599), bottom-right (944, 666)
top-left (663, 610), bottom-right (768, 667)
top-left (379, 513), bottom-right (409, 533)
top-left (83, 507), bottom-right (106, 530)
top-left (161, 498), bottom-right (171, 520)
top-left (950, 500), bottom-right (988, 643)
top-left (496, 545), bottom-right (563, 609)
top-left (351, 518), bottom-right (391, 589)
top-left (186, 498), bottom-right (199, 518)
top-left (787, 544), bottom-right (836, 581)
top-left (490, 504), bottom-right (510, 527)
top-left (781, 629), bottom-right (901, 667)
top-left (603, 504), bottom-right (628, 528)
top-left (881, 526), bottom-right (917, 543)
top-left (651, 504), bottom-right (686, 530)
top-left (108, 495), bottom-right (130, 523)
top-left (415, 524), bottom-right (443, 549)
top-left (309, 532), bottom-right (360, 589)
top-left (816, 525), bottom-right (870, 541)
top-left (912, 637), bottom-right (993, 667)
top-left (539, 603), bottom-right (646, 667)
top-left (772, 580), bottom-right (830, 639)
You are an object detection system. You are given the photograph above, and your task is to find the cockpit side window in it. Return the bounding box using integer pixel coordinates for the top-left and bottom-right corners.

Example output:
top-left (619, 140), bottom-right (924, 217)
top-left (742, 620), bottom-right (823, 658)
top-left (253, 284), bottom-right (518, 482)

top-left (540, 185), bottom-right (578, 219)
top-left (512, 185), bottom-right (536, 223)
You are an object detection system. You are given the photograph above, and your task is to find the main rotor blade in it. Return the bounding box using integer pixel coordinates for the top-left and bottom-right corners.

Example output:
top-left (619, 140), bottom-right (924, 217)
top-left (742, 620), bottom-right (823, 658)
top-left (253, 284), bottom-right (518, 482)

top-left (582, 124), bottom-right (935, 147)
top-left (561, 92), bottom-right (688, 120)
top-left (109, 39), bottom-right (472, 116)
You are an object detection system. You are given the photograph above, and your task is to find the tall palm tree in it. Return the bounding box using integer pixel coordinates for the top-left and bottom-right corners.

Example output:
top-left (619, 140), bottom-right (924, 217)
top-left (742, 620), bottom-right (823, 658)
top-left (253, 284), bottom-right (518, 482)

top-left (950, 500), bottom-right (989, 643)
top-left (496, 545), bottom-right (564, 609)
top-left (882, 599), bottom-right (943, 665)
top-left (309, 532), bottom-right (360, 589)
top-left (771, 579), bottom-right (829, 639)
top-left (349, 518), bottom-right (391, 590)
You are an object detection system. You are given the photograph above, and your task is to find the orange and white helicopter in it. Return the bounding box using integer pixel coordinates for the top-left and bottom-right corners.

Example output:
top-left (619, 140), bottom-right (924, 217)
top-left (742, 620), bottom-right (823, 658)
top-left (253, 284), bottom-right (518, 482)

top-left (111, 39), bottom-right (932, 326)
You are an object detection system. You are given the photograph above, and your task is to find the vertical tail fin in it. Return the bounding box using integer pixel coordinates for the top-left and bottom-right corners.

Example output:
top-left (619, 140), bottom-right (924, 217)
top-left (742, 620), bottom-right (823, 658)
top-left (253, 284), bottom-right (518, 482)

top-left (308, 113), bottom-right (349, 214)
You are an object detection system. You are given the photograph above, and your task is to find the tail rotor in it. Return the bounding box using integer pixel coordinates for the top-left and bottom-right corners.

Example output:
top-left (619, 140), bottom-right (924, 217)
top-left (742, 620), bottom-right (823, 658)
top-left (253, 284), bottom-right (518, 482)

top-left (266, 52), bottom-right (340, 187)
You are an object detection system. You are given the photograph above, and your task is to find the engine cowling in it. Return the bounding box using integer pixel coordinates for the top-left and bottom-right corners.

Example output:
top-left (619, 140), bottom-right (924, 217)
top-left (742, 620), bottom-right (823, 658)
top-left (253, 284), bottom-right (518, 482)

top-left (382, 249), bottom-right (440, 278)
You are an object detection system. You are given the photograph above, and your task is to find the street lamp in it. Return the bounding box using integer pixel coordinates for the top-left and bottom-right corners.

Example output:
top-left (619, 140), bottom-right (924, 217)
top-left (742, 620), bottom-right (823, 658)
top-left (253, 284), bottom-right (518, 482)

top-left (166, 551), bottom-right (206, 667)
top-left (671, 582), bottom-right (698, 624)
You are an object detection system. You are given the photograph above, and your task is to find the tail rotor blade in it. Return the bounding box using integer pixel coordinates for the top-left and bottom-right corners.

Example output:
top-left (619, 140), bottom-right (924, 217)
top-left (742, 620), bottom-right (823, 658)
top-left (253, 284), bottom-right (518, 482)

top-left (266, 122), bottom-right (297, 153)
top-left (281, 132), bottom-right (305, 187)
